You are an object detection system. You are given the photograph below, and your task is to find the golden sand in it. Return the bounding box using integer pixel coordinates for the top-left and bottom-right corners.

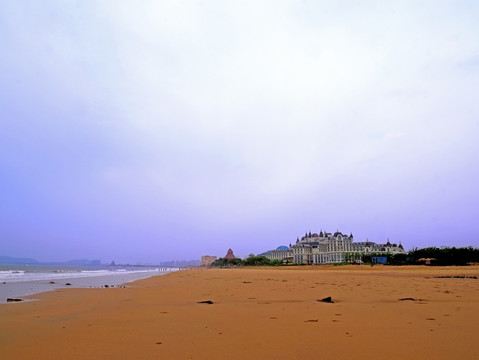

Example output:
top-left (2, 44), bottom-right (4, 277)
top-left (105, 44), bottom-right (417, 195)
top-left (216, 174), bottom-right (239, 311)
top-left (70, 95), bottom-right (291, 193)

top-left (1, 265), bottom-right (478, 359)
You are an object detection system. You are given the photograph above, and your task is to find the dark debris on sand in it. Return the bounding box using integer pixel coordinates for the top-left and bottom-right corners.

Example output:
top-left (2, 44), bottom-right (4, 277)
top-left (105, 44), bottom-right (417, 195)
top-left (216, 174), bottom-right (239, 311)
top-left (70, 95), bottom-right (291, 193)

top-left (317, 296), bottom-right (334, 303)
top-left (197, 300), bottom-right (214, 304)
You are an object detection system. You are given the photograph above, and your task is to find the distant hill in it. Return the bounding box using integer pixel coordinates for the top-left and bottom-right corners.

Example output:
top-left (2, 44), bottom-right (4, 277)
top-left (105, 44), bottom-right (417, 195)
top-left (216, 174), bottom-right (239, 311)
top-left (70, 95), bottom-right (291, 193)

top-left (0, 256), bottom-right (39, 265)
top-left (0, 257), bottom-right (102, 266)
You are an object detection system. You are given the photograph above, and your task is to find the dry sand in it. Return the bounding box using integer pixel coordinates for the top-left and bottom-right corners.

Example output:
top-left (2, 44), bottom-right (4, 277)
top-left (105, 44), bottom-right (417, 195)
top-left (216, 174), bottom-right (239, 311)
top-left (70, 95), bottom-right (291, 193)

top-left (1, 265), bottom-right (478, 359)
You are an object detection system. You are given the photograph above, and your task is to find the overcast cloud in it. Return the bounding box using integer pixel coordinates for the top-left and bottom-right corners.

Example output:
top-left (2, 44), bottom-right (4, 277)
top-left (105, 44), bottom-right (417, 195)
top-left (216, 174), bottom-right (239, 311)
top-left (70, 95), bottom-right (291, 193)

top-left (1, 1), bottom-right (478, 263)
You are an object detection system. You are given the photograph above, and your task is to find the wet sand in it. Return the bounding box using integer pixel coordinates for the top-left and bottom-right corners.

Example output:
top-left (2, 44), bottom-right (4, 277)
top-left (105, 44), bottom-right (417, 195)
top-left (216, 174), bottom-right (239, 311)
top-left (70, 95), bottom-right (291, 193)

top-left (1, 265), bottom-right (478, 359)
top-left (0, 269), bottom-right (175, 302)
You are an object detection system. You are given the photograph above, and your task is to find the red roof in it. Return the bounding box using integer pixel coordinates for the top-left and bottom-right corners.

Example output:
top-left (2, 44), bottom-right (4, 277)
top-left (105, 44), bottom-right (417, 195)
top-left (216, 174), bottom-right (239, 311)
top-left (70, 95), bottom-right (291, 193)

top-left (224, 248), bottom-right (236, 259)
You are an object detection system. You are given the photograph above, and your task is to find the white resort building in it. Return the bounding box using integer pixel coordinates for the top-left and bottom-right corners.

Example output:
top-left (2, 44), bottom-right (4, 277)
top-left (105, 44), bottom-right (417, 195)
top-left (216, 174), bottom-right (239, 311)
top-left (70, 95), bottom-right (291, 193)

top-left (263, 230), bottom-right (404, 265)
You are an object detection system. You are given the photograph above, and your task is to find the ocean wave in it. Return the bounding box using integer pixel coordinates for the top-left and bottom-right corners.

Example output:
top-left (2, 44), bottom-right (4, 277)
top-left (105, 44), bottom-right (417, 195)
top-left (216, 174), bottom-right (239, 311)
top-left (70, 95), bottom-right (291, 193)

top-left (81, 270), bottom-right (111, 274)
top-left (0, 270), bottom-right (25, 274)
top-left (0, 267), bottom-right (174, 283)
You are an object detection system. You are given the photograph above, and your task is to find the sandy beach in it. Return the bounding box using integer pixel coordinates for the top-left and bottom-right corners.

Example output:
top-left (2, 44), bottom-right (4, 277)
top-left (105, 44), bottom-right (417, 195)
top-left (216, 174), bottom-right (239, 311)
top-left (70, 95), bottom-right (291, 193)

top-left (1, 265), bottom-right (478, 359)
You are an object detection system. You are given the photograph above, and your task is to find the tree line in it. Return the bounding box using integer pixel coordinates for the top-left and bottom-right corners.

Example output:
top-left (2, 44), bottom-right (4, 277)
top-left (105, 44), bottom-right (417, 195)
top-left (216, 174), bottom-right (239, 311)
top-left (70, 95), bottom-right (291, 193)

top-left (340, 247), bottom-right (479, 266)
top-left (385, 246), bottom-right (479, 266)
top-left (210, 256), bottom-right (282, 267)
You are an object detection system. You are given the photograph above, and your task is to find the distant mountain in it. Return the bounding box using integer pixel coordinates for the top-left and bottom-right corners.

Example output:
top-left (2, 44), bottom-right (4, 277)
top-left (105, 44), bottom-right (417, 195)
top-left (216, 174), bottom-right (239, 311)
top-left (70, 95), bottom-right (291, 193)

top-left (0, 257), bottom-right (102, 266)
top-left (0, 256), bottom-right (39, 265)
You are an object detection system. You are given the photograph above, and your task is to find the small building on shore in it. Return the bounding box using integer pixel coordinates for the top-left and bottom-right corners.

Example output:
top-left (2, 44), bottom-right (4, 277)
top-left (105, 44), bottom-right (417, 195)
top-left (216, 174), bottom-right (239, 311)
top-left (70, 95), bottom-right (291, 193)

top-left (372, 256), bottom-right (388, 264)
top-left (417, 258), bottom-right (436, 265)
top-left (200, 255), bottom-right (217, 266)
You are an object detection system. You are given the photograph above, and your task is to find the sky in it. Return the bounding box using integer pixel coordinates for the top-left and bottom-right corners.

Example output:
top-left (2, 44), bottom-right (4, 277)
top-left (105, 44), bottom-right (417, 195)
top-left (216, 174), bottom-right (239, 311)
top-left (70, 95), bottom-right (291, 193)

top-left (1, 1), bottom-right (478, 264)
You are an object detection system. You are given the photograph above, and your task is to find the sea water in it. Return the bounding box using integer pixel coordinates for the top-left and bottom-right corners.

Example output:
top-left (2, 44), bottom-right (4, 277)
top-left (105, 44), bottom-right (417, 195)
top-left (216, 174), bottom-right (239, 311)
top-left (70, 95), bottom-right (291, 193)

top-left (0, 265), bottom-right (179, 302)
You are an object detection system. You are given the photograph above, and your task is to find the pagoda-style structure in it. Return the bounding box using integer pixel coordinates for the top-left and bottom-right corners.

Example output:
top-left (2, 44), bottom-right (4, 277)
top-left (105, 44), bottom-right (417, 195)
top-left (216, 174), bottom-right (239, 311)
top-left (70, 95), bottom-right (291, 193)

top-left (224, 248), bottom-right (236, 259)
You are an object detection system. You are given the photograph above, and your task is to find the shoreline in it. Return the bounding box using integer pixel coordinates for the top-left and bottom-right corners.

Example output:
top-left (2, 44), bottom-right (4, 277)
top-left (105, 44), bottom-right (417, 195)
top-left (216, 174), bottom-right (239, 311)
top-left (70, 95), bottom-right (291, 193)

top-left (0, 268), bottom-right (179, 302)
top-left (1, 265), bottom-right (478, 359)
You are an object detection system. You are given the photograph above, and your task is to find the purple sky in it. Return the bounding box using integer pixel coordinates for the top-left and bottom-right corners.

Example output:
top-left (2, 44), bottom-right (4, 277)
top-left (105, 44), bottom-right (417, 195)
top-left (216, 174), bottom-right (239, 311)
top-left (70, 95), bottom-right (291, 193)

top-left (1, 1), bottom-right (478, 264)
